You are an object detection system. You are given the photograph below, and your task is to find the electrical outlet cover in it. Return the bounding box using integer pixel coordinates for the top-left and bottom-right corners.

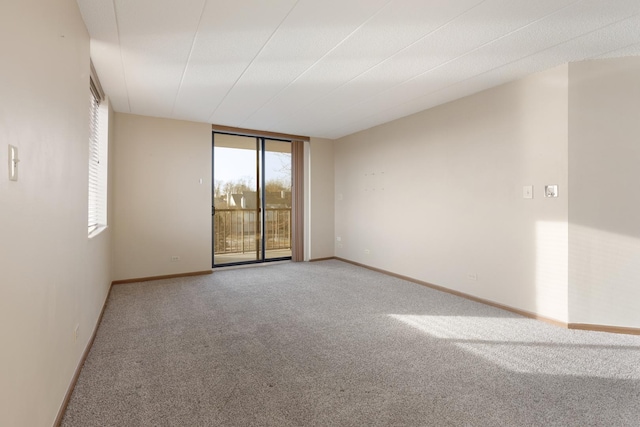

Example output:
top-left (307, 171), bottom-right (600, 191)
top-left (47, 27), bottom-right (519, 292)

top-left (545, 185), bottom-right (558, 198)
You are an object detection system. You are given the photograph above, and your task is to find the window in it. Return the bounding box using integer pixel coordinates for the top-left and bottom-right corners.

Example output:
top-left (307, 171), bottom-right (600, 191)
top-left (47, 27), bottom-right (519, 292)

top-left (88, 63), bottom-right (108, 236)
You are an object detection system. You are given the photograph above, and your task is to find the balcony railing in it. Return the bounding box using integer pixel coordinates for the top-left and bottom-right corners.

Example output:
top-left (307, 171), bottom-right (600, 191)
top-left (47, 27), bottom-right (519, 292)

top-left (213, 208), bottom-right (291, 254)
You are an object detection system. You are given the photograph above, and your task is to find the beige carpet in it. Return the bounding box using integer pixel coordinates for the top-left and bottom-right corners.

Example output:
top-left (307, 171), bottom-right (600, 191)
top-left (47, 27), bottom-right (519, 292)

top-left (62, 260), bottom-right (640, 426)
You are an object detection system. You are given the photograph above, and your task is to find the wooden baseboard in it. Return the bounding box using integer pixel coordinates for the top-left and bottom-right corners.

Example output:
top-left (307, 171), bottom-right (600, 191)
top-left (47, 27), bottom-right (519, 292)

top-left (334, 257), bottom-right (570, 328)
top-left (112, 270), bottom-right (213, 285)
top-left (335, 258), bottom-right (640, 335)
top-left (568, 323), bottom-right (640, 335)
top-left (309, 257), bottom-right (336, 262)
top-left (54, 284), bottom-right (113, 427)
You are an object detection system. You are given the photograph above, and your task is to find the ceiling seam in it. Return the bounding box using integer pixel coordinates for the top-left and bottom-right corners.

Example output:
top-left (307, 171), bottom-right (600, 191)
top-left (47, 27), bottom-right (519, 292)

top-left (270, 0), bottom-right (489, 130)
top-left (206, 0), bottom-right (301, 123)
top-left (112, 0), bottom-right (131, 113)
top-left (589, 40), bottom-right (640, 60)
top-left (333, 10), bottom-right (640, 140)
top-left (237, 0), bottom-right (396, 128)
top-left (170, 0), bottom-right (208, 117)
top-left (317, 0), bottom-right (585, 135)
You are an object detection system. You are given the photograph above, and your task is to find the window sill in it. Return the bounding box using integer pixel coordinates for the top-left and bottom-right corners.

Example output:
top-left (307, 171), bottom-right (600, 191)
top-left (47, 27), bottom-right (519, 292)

top-left (88, 225), bottom-right (108, 239)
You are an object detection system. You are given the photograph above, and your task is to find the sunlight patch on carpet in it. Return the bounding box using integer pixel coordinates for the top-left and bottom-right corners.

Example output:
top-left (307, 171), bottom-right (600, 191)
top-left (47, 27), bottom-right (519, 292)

top-left (389, 314), bottom-right (640, 380)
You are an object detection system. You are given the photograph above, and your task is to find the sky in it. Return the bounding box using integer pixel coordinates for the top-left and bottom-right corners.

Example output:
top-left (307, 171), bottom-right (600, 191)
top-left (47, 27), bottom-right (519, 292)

top-left (213, 146), bottom-right (291, 188)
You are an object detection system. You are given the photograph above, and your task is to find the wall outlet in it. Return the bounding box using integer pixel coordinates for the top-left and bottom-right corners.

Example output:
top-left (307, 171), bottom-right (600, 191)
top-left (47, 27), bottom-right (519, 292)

top-left (467, 273), bottom-right (478, 281)
top-left (337, 243), bottom-right (343, 248)
top-left (364, 249), bottom-right (371, 255)
top-left (171, 256), bottom-right (180, 262)
top-left (545, 185), bottom-right (558, 198)
top-left (74, 324), bottom-right (79, 341)
top-left (336, 236), bottom-right (341, 242)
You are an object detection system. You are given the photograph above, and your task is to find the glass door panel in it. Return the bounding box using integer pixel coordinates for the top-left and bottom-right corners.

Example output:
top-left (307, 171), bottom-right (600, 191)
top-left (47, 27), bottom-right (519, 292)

top-left (213, 134), bottom-right (262, 265)
top-left (264, 140), bottom-right (292, 260)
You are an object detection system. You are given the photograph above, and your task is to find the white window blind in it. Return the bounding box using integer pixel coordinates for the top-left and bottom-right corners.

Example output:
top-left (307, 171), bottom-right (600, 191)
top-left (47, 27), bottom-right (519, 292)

top-left (88, 69), bottom-right (107, 235)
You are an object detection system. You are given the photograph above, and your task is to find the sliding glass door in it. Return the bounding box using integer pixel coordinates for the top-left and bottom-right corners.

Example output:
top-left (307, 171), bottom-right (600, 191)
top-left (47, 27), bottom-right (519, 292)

top-left (212, 133), bottom-right (292, 266)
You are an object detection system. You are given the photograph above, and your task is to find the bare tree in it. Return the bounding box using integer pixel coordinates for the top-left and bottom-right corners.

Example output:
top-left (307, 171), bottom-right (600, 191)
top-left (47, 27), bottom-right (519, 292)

top-left (265, 178), bottom-right (290, 193)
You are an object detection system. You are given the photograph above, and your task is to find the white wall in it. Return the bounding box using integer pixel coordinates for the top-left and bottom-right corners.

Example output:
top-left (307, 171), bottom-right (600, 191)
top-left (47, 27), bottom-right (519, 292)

top-left (309, 137), bottom-right (335, 259)
top-left (568, 57), bottom-right (640, 328)
top-left (335, 65), bottom-right (569, 322)
top-left (0, 0), bottom-right (113, 425)
top-left (112, 113), bottom-right (212, 281)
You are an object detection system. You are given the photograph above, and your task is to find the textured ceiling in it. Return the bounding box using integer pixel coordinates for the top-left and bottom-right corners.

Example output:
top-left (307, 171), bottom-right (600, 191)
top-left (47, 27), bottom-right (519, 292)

top-left (77, 0), bottom-right (640, 139)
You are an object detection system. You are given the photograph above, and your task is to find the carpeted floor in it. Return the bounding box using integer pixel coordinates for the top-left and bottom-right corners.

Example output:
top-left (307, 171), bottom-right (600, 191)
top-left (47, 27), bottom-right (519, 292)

top-left (62, 260), bottom-right (640, 426)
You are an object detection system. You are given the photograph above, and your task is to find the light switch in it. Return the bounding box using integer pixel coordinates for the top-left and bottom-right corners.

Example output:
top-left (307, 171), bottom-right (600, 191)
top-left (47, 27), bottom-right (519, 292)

top-left (9, 145), bottom-right (19, 181)
top-left (523, 185), bottom-right (533, 199)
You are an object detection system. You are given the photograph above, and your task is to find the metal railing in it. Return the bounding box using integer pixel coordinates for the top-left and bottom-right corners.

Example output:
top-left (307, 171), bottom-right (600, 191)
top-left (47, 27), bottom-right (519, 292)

top-left (213, 208), bottom-right (291, 254)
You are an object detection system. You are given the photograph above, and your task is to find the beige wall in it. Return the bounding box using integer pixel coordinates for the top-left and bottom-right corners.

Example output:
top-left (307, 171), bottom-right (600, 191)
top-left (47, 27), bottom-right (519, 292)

top-left (0, 0), bottom-right (113, 425)
top-left (568, 57), bottom-right (640, 328)
top-left (114, 117), bottom-right (327, 275)
top-left (309, 137), bottom-right (335, 260)
top-left (112, 113), bottom-right (212, 281)
top-left (335, 65), bottom-right (570, 322)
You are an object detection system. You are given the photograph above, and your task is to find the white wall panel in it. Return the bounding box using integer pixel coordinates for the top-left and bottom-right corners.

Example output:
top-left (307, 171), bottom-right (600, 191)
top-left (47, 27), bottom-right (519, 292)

top-left (0, 1), bottom-right (112, 425)
top-left (568, 57), bottom-right (640, 328)
top-left (112, 114), bottom-right (211, 281)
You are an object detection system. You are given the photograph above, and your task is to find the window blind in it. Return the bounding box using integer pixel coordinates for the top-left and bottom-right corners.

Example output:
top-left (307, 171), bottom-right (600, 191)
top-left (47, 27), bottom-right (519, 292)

top-left (88, 83), bottom-right (102, 233)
